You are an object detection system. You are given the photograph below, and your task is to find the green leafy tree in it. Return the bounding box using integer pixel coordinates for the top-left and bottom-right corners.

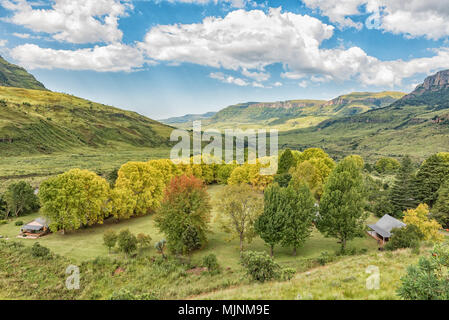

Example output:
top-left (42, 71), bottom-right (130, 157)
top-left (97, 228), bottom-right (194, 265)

top-left (384, 225), bottom-right (423, 251)
top-left (136, 233), bottom-right (152, 250)
top-left (278, 149), bottom-right (295, 174)
top-left (39, 169), bottom-right (111, 233)
top-left (117, 229), bottom-right (138, 257)
top-left (389, 156), bottom-right (417, 218)
top-left (254, 184), bottom-right (286, 257)
top-left (317, 156), bottom-right (368, 251)
top-left (414, 153), bottom-right (449, 207)
top-left (4, 181), bottom-right (39, 218)
top-left (433, 179), bottom-right (449, 228)
top-left (281, 184), bottom-right (316, 256)
top-left (103, 230), bottom-right (118, 252)
top-left (375, 157), bottom-right (401, 174)
top-left (216, 184), bottom-right (263, 254)
top-left (155, 175), bottom-right (211, 254)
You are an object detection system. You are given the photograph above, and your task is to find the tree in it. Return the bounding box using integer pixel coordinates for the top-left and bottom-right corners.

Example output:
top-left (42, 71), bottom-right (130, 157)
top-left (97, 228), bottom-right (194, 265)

top-left (112, 162), bottom-right (165, 219)
top-left (375, 157), bottom-right (400, 174)
top-left (148, 159), bottom-right (179, 185)
top-left (216, 184), bottom-right (263, 254)
top-left (289, 151), bottom-right (335, 200)
top-left (39, 169), bottom-right (111, 233)
top-left (154, 175), bottom-right (211, 254)
top-left (316, 156), bottom-right (368, 252)
top-left (117, 229), bottom-right (138, 257)
top-left (254, 184), bottom-right (286, 257)
top-left (281, 184), bottom-right (316, 256)
top-left (4, 181), bottom-right (39, 218)
top-left (216, 163), bottom-right (238, 184)
top-left (414, 153), bottom-right (449, 207)
top-left (403, 204), bottom-right (444, 243)
top-left (433, 179), bottom-right (449, 228)
top-left (277, 149), bottom-right (295, 174)
top-left (384, 225), bottom-right (423, 251)
top-left (389, 156), bottom-right (417, 218)
top-left (103, 230), bottom-right (118, 253)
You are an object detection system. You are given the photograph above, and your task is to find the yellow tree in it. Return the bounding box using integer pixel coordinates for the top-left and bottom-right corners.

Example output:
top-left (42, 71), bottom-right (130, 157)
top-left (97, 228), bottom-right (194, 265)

top-left (403, 204), bottom-right (444, 242)
top-left (148, 159), bottom-right (179, 185)
top-left (112, 162), bottom-right (165, 219)
top-left (39, 169), bottom-right (111, 233)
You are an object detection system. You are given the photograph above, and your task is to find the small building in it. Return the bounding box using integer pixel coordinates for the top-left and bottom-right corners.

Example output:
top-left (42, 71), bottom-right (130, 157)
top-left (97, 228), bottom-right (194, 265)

top-left (367, 214), bottom-right (406, 246)
top-left (19, 217), bottom-right (50, 239)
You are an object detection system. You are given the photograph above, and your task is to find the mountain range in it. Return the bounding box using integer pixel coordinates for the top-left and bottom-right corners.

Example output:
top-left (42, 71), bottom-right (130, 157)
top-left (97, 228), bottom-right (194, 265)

top-left (0, 54), bottom-right (449, 162)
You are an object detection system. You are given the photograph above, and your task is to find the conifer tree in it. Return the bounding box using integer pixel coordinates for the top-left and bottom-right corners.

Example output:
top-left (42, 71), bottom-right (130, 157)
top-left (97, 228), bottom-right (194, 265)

top-left (389, 156), bottom-right (417, 218)
top-left (277, 148), bottom-right (296, 174)
top-left (433, 179), bottom-right (449, 228)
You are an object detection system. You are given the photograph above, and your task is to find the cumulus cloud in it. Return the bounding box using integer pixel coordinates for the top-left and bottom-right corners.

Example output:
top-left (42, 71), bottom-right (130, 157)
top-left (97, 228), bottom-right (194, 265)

top-left (303, 0), bottom-right (449, 40)
top-left (10, 43), bottom-right (148, 72)
top-left (1, 0), bottom-right (131, 44)
top-left (161, 0), bottom-right (250, 8)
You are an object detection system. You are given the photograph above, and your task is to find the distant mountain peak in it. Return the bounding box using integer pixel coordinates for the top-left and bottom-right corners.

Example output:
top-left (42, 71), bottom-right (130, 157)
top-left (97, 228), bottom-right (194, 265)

top-left (407, 69), bottom-right (449, 98)
top-left (0, 56), bottom-right (47, 91)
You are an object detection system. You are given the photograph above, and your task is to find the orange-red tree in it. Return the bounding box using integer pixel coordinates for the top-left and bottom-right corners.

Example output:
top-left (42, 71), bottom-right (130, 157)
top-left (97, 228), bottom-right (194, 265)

top-left (155, 175), bottom-right (211, 254)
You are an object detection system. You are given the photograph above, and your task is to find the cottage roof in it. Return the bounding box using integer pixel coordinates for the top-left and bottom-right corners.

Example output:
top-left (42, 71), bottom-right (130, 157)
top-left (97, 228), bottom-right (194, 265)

top-left (21, 217), bottom-right (49, 232)
top-left (368, 214), bottom-right (406, 238)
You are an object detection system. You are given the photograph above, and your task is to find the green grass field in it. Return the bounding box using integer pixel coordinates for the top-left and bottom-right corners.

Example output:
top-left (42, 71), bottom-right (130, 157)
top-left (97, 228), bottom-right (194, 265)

top-left (0, 185), bottom-right (379, 267)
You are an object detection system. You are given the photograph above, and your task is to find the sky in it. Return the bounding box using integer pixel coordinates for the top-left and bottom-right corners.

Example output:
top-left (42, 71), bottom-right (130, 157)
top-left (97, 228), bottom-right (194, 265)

top-left (0, 0), bottom-right (449, 119)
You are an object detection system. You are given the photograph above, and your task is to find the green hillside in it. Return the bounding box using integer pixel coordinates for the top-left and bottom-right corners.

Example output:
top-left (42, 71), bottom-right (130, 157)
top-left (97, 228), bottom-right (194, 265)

top-left (0, 56), bottom-right (47, 90)
top-left (170, 91), bottom-right (405, 131)
top-left (279, 71), bottom-right (449, 162)
top-left (0, 86), bottom-right (173, 156)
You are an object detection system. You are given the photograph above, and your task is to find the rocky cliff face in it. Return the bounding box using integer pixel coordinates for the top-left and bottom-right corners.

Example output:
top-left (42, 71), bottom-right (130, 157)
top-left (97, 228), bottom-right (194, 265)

top-left (406, 69), bottom-right (449, 98)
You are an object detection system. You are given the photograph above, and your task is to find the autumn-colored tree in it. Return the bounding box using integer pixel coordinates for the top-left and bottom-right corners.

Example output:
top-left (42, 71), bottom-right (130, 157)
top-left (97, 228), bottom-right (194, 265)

top-left (403, 204), bottom-right (444, 243)
top-left (148, 159), bottom-right (179, 185)
top-left (228, 162), bottom-right (274, 191)
top-left (112, 162), bottom-right (165, 219)
top-left (39, 169), bottom-right (111, 233)
top-left (216, 163), bottom-right (238, 184)
top-left (375, 157), bottom-right (400, 174)
top-left (216, 184), bottom-right (263, 254)
top-left (155, 175), bottom-right (211, 254)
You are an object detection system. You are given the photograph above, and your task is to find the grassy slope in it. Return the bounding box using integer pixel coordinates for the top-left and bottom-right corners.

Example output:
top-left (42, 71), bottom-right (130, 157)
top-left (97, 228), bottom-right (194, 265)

top-left (0, 86), bottom-right (173, 156)
top-left (0, 185), bottom-right (446, 300)
top-left (0, 56), bottom-right (46, 90)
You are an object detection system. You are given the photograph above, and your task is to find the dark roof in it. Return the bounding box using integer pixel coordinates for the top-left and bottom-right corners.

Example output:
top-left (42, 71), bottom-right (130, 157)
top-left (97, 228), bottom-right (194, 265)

top-left (368, 214), bottom-right (406, 238)
top-left (21, 217), bottom-right (49, 232)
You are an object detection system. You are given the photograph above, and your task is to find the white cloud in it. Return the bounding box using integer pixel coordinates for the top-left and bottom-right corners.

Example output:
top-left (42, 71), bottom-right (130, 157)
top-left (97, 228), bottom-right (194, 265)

top-left (241, 68), bottom-right (270, 82)
top-left (273, 81), bottom-right (283, 87)
top-left (303, 0), bottom-right (449, 40)
top-left (209, 72), bottom-right (249, 86)
top-left (0, 39), bottom-right (7, 47)
top-left (10, 43), bottom-right (148, 72)
top-left (298, 80), bottom-right (308, 88)
top-left (2, 0), bottom-right (131, 44)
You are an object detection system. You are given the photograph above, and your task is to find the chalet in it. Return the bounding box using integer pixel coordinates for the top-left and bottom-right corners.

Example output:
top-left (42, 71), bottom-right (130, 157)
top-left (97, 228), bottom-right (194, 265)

top-left (367, 214), bottom-right (406, 246)
top-left (19, 218), bottom-right (50, 239)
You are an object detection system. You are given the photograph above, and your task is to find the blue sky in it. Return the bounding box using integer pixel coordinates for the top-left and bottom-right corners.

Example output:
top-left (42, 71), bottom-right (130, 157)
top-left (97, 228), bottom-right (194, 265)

top-left (0, 0), bottom-right (449, 119)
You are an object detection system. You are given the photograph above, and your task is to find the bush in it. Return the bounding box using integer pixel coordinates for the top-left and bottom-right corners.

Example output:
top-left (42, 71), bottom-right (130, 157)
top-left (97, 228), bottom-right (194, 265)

top-left (385, 225), bottom-right (423, 251)
top-left (103, 230), bottom-right (118, 252)
top-left (280, 267), bottom-right (296, 281)
top-left (31, 242), bottom-right (51, 258)
top-left (240, 251), bottom-right (281, 282)
top-left (155, 239), bottom-right (167, 258)
top-left (0, 220), bottom-right (8, 225)
top-left (273, 173), bottom-right (291, 188)
top-left (117, 229), bottom-right (138, 257)
top-left (202, 254), bottom-right (220, 273)
top-left (15, 220), bottom-right (24, 226)
top-left (137, 233), bottom-right (152, 249)
top-left (398, 244), bottom-right (449, 300)
top-left (317, 251), bottom-right (335, 266)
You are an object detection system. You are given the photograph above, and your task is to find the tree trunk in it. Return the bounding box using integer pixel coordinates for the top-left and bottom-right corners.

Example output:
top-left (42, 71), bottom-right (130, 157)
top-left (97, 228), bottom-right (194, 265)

top-left (341, 238), bottom-right (347, 252)
top-left (240, 235), bottom-right (244, 255)
top-left (270, 245), bottom-right (274, 257)
top-left (293, 247), bottom-right (297, 256)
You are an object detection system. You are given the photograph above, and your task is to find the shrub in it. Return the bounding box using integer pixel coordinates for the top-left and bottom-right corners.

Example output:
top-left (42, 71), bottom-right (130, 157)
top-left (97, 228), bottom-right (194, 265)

top-left (240, 251), bottom-right (281, 282)
top-left (398, 244), bottom-right (449, 300)
top-left (385, 225), bottom-right (423, 251)
top-left (155, 239), bottom-right (167, 258)
top-left (117, 229), bottom-right (138, 257)
top-left (137, 233), bottom-right (152, 249)
top-left (202, 254), bottom-right (220, 273)
top-left (317, 251), bottom-right (335, 266)
top-left (15, 220), bottom-right (24, 226)
top-left (31, 242), bottom-right (51, 258)
top-left (273, 173), bottom-right (291, 188)
top-left (0, 220), bottom-right (8, 225)
top-left (103, 230), bottom-right (118, 252)
top-left (280, 267), bottom-right (296, 281)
